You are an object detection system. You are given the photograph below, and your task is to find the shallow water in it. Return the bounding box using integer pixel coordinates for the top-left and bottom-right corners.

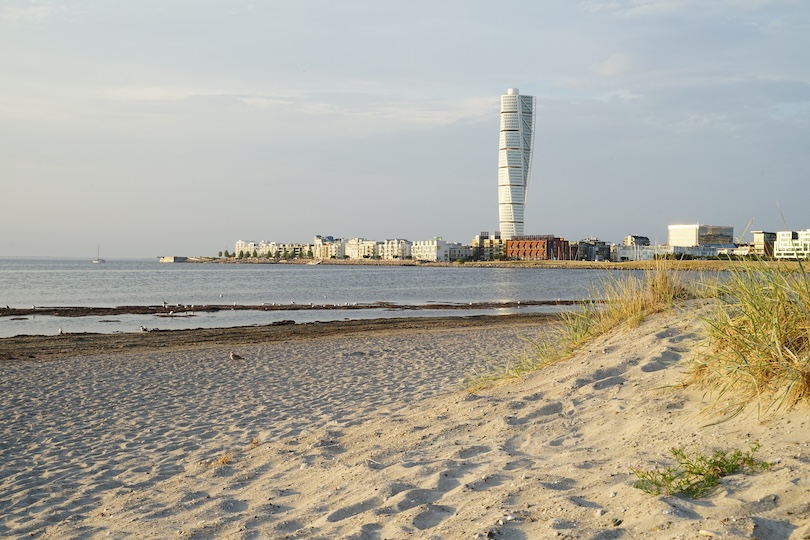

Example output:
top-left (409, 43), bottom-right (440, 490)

top-left (0, 258), bottom-right (616, 336)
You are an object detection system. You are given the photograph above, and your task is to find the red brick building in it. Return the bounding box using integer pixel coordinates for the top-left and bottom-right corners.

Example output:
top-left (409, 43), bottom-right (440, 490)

top-left (505, 235), bottom-right (571, 260)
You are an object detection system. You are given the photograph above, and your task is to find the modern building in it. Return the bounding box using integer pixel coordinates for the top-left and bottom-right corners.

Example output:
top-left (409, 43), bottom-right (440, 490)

top-left (234, 240), bottom-right (281, 257)
top-left (752, 231), bottom-right (776, 257)
top-left (623, 235), bottom-right (650, 247)
top-left (774, 230), bottom-right (810, 259)
top-left (668, 224), bottom-right (734, 247)
top-left (412, 237), bottom-right (450, 262)
top-left (345, 238), bottom-right (380, 259)
top-left (498, 88), bottom-right (536, 240)
top-left (472, 231), bottom-right (505, 260)
top-left (447, 243), bottom-right (473, 261)
top-left (313, 235), bottom-right (345, 259)
top-left (381, 239), bottom-right (412, 260)
top-left (572, 238), bottom-right (611, 262)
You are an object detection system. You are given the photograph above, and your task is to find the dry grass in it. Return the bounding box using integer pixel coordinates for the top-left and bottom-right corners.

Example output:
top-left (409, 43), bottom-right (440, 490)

top-left (687, 260), bottom-right (810, 416)
top-left (465, 262), bottom-right (695, 390)
top-left (211, 452), bottom-right (234, 467)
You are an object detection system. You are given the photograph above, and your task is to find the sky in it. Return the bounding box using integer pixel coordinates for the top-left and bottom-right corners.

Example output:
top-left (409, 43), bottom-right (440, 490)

top-left (1, 0), bottom-right (808, 258)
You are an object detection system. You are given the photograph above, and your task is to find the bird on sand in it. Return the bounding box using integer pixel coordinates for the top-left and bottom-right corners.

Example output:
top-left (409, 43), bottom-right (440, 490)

top-left (230, 351), bottom-right (243, 360)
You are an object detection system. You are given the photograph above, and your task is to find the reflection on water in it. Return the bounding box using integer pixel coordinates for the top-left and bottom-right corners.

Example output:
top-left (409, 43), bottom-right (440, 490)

top-left (0, 305), bottom-right (567, 338)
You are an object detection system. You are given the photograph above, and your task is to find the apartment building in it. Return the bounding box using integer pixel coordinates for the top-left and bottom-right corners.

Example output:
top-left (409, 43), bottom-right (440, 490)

top-left (381, 239), bottom-right (412, 260)
top-left (412, 237), bottom-right (450, 262)
top-left (505, 235), bottom-right (570, 260)
top-left (345, 238), bottom-right (380, 260)
top-left (774, 230), bottom-right (810, 259)
top-left (313, 235), bottom-right (345, 259)
top-left (472, 232), bottom-right (505, 260)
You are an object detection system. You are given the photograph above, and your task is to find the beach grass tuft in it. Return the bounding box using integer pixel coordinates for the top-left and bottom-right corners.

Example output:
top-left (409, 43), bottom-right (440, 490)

top-left (687, 259), bottom-right (810, 415)
top-left (632, 442), bottom-right (771, 498)
top-left (465, 261), bottom-right (694, 390)
top-left (211, 452), bottom-right (234, 467)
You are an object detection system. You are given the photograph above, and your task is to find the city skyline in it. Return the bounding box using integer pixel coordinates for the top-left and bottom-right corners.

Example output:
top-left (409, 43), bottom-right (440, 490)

top-left (1, 2), bottom-right (808, 258)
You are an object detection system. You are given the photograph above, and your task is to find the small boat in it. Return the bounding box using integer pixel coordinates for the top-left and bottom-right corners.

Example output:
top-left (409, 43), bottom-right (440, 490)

top-left (93, 245), bottom-right (105, 264)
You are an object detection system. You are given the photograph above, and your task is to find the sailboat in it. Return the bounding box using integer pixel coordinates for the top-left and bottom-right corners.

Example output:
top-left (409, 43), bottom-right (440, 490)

top-left (92, 245), bottom-right (105, 264)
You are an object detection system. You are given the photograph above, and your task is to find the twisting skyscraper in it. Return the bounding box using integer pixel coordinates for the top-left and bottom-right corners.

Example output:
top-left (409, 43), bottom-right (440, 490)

top-left (498, 88), bottom-right (536, 239)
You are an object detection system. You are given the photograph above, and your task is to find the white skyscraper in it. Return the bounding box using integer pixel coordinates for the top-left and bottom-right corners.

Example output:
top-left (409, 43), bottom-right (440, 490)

top-left (498, 88), bottom-right (536, 239)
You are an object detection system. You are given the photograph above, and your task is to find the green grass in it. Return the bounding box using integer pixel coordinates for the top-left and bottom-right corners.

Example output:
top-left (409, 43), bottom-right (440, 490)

top-left (632, 443), bottom-right (771, 498)
top-left (687, 260), bottom-right (810, 415)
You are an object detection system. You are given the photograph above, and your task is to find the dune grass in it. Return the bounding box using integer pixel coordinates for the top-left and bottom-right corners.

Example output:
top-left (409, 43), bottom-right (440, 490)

top-left (465, 263), bottom-right (695, 390)
top-left (687, 260), bottom-right (810, 415)
top-left (465, 255), bottom-right (810, 415)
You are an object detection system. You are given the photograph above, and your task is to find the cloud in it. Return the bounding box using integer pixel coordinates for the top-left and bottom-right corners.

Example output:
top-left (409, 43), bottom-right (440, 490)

top-left (581, 0), bottom-right (801, 18)
top-left (594, 53), bottom-right (635, 76)
top-left (0, 4), bottom-right (62, 23)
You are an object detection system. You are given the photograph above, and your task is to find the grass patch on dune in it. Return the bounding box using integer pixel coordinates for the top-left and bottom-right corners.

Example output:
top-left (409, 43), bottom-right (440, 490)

top-left (465, 263), bottom-right (695, 390)
top-left (687, 260), bottom-right (810, 416)
top-left (632, 443), bottom-right (771, 498)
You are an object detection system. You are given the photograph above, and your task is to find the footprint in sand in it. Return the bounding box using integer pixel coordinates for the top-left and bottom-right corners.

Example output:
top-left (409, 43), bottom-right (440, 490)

top-left (326, 497), bottom-right (383, 522)
top-left (412, 503), bottom-right (455, 530)
top-left (641, 349), bottom-right (682, 372)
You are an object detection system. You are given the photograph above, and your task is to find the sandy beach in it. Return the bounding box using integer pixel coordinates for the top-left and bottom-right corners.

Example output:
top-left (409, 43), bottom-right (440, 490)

top-left (2, 306), bottom-right (809, 539)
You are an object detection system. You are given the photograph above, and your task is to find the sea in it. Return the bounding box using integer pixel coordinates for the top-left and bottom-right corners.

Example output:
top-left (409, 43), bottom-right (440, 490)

top-left (0, 258), bottom-right (621, 338)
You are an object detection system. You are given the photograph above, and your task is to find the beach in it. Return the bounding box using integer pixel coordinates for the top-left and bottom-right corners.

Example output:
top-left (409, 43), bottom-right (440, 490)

top-left (2, 306), bottom-right (809, 539)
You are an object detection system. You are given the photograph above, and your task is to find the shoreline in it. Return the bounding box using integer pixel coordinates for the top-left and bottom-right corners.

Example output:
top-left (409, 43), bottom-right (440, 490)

top-left (175, 256), bottom-right (798, 272)
top-left (0, 299), bottom-right (585, 318)
top-left (0, 312), bottom-right (559, 361)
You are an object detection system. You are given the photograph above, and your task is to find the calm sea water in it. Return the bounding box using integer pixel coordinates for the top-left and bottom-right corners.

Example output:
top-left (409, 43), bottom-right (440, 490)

top-left (0, 258), bottom-right (617, 337)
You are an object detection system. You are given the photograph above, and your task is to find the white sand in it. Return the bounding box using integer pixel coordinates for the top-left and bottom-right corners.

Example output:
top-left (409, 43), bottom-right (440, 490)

top-left (2, 306), bottom-right (809, 539)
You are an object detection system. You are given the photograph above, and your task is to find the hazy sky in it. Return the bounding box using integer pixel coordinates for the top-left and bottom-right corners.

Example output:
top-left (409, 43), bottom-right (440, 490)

top-left (1, 1), bottom-right (808, 258)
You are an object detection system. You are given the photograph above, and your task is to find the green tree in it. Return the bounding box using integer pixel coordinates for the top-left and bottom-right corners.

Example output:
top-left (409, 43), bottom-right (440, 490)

top-left (224, 249), bottom-right (230, 258)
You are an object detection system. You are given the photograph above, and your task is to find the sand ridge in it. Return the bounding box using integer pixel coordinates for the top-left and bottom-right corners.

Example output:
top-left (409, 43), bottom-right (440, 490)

top-left (2, 304), bottom-right (809, 539)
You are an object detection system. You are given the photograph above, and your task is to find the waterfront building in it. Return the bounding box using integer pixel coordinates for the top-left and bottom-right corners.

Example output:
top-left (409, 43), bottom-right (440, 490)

top-left (234, 240), bottom-right (278, 257)
top-left (345, 238), bottom-right (380, 260)
top-left (498, 88), bottom-right (536, 239)
top-left (752, 231), bottom-right (776, 257)
top-left (447, 243), bottom-right (472, 261)
top-left (572, 238), bottom-right (611, 262)
top-left (623, 235), bottom-right (650, 247)
top-left (472, 231), bottom-right (505, 261)
top-left (611, 244), bottom-right (729, 261)
top-left (234, 240), bottom-right (256, 257)
top-left (274, 243), bottom-right (311, 258)
top-left (381, 239), bottom-right (412, 260)
top-left (668, 224), bottom-right (734, 247)
top-left (313, 235), bottom-right (345, 259)
top-left (505, 235), bottom-right (570, 261)
top-left (611, 244), bottom-right (662, 262)
top-left (774, 230), bottom-right (810, 259)
top-left (412, 237), bottom-right (450, 262)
